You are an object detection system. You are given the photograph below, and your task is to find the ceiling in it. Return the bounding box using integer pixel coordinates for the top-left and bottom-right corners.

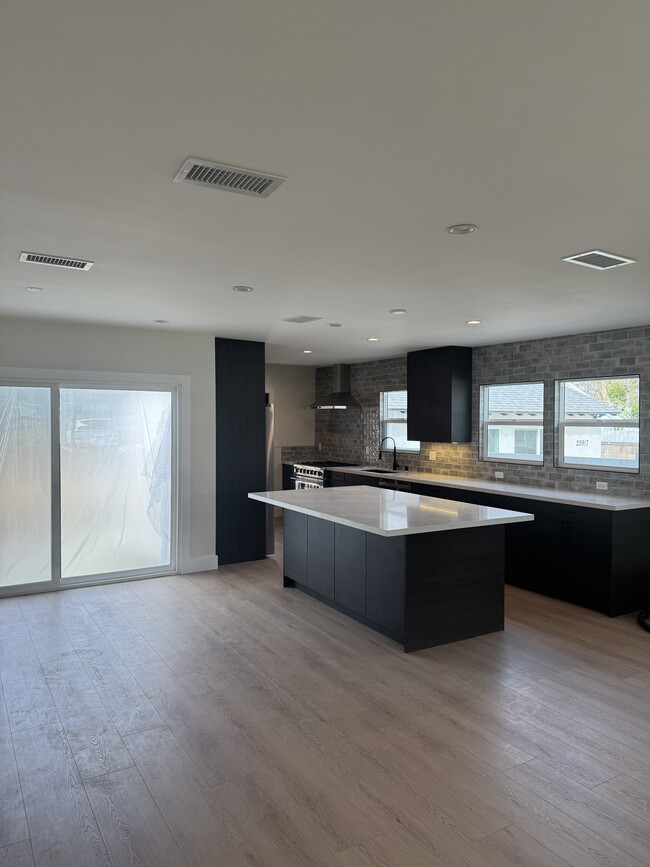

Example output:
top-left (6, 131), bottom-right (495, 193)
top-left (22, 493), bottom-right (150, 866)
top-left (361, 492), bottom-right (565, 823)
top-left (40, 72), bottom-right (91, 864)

top-left (1, 0), bottom-right (649, 364)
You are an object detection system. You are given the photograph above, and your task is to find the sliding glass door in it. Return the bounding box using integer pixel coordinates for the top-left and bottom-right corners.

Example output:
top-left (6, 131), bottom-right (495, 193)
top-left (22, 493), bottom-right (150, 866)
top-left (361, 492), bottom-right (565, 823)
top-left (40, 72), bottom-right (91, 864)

top-left (0, 380), bottom-right (177, 594)
top-left (0, 386), bottom-right (54, 590)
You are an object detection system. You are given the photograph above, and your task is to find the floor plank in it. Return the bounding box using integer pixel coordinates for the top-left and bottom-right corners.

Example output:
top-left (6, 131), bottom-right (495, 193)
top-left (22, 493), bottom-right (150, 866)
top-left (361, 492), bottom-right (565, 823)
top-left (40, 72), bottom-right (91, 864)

top-left (0, 840), bottom-right (35, 867)
top-left (12, 723), bottom-right (110, 867)
top-left (84, 766), bottom-right (187, 867)
top-left (0, 683), bottom-right (28, 848)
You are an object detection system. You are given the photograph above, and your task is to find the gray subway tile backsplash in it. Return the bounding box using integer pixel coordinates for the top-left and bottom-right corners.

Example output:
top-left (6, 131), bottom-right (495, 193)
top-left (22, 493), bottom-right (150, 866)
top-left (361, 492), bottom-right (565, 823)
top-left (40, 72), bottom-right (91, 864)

top-left (282, 323), bottom-right (649, 498)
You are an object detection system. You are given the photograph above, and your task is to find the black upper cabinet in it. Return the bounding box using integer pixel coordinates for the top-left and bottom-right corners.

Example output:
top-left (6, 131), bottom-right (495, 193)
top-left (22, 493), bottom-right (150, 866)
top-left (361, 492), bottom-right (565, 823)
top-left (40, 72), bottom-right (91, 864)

top-left (407, 346), bottom-right (472, 443)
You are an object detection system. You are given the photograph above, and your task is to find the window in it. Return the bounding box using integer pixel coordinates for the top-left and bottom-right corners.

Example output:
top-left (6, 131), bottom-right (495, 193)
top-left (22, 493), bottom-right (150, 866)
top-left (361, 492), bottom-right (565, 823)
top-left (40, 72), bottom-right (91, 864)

top-left (556, 377), bottom-right (639, 472)
top-left (380, 390), bottom-right (420, 452)
top-left (480, 382), bottom-right (544, 464)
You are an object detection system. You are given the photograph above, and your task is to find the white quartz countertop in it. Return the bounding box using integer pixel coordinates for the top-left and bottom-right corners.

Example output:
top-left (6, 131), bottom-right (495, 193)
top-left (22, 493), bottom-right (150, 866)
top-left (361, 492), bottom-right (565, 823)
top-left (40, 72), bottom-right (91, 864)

top-left (249, 486), bottom-right (534, 538)
top-left (340, 468), bottom-right (649, 511)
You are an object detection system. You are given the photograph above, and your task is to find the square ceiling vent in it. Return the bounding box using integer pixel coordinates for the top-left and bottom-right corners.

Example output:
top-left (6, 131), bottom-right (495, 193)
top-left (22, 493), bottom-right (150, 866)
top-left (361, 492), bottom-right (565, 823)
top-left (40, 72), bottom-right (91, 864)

top-left (562, 250), bottom-right (635, 270)
top-left (282, 315), bottom-right (322, 324)
top-left (174, 157), bottom-right (286, 198)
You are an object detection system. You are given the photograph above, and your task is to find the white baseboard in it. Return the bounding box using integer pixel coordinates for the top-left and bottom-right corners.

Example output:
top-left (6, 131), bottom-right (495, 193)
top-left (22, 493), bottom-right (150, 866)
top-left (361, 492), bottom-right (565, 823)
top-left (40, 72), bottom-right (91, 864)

top-left (181, 554), bottom-right (219, 574)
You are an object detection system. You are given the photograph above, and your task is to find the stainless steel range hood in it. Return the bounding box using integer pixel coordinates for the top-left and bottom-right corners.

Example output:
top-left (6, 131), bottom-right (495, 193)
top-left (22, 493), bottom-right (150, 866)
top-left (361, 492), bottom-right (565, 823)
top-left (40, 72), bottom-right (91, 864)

top-left (309, 364), bottom-right (361, 409)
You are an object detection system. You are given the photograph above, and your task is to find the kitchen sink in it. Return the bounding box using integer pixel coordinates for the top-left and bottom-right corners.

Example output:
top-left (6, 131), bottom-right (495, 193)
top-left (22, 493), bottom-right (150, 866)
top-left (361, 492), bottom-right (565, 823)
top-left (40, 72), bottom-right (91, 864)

top-left (359, 468), bottom-right (395, 474)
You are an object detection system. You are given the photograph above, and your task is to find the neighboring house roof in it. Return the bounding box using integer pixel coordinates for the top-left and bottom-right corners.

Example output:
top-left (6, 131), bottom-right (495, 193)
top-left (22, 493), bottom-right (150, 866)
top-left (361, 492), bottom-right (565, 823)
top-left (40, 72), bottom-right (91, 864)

top-left (486, 382), bottom-right (620, 416)
top-left (563, 382), bottom-right (621, 415)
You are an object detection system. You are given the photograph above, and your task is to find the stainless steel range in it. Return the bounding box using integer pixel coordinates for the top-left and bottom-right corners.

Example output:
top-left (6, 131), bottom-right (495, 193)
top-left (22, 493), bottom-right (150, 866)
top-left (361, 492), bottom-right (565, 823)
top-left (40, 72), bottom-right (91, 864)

top-left (291, 461), bottom-right (354, 489)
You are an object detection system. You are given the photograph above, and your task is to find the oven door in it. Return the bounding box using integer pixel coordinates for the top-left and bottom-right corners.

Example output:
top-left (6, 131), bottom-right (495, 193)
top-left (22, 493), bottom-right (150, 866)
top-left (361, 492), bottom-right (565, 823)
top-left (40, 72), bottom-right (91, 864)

top-left (292, 476), bottom-right (322, 490)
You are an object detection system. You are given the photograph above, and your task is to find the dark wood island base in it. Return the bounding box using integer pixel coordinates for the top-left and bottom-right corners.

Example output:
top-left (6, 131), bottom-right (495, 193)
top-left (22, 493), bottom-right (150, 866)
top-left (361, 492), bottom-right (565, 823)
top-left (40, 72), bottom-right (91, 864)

top-left (283, 511), bottom-right (506, 652)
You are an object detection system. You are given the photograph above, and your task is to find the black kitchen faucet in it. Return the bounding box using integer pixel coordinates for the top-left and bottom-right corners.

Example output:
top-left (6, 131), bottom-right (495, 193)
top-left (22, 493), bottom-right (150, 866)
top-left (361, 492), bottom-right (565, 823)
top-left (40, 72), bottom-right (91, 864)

top-left (378, 436), bottom-right (398, 471)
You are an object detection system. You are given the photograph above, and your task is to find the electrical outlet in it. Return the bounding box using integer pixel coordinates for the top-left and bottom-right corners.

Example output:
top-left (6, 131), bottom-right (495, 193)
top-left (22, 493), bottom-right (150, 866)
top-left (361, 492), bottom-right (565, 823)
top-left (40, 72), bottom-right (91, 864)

top-left (428, 450), bottom-right (437, 460)
top-left (495, 471), bottom-right (504, 479)
top-left (318, 442), bottom-right (322, 451)
top-left (596, 481), bottom-right (608, 491)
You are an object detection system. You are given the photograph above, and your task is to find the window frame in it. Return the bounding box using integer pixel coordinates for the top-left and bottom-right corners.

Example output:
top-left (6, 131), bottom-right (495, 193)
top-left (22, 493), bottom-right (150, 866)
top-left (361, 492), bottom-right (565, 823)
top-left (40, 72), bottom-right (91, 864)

top-left (479, 382), bottom-right (545, 466)
top-left (555, 375), bottom-right (640, 474)
top-left (379, 390), bottom-right (420, 454)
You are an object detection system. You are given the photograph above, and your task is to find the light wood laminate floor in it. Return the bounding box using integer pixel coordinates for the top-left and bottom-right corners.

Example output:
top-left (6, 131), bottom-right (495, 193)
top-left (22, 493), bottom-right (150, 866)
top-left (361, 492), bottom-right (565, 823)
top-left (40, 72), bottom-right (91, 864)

top-left (2, 541), bottom-right (650, 866)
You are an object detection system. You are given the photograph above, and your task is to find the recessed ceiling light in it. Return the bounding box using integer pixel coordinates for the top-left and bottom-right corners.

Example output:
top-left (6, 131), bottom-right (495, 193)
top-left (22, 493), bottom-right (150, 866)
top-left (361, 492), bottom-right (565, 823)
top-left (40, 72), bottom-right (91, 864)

top-left (390, 309), bottom-right (408, 315)
top-left (232, 285), bottom-right (254, 293)
top-left (446, 224), bottom-right (478, 235)
top-left (367, 337), bottom-right (380, 342)
top-left (154, 319), bottom-right (170, 324)
top-left (466, 319), bottom-right (481, 325)
top-left (302, 349), bottom-right (313, 354)
top-left (25, 286), bottom-right (46, 293)
top-left (328, 322), bottom-right (343, 327)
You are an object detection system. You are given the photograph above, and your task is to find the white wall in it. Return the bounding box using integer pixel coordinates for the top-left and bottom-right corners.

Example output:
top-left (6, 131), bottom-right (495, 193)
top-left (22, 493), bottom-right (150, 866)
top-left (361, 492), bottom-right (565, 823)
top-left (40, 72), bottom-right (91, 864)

top-left (265, 364), bottom-right (315, 447)
top-left (0, 317), bottom-right (216, 572)
top-left (265, 363), bottom-right (315, 489)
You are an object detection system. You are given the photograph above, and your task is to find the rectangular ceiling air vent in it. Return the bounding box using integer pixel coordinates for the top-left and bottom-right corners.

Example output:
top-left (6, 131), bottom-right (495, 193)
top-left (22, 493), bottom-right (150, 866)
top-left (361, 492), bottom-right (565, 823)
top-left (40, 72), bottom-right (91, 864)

top-left (562, 250), bottom-right (635, 270)
top-left (282, 315), bottom-right (322, 324)
top-left (173, 157), bottom-right (286, 198)
top-left (19, 251), bottom-right (94, 270)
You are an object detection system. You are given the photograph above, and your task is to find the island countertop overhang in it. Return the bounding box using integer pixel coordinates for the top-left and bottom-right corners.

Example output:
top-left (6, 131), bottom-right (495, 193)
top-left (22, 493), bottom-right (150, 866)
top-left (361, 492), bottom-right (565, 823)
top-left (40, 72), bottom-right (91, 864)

top-left (249, 485), bottom-right (534, 538)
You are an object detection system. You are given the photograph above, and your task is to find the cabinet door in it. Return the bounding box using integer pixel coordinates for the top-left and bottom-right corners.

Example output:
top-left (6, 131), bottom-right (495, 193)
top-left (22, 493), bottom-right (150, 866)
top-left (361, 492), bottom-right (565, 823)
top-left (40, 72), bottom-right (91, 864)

top-left (282, 463), bottom-right (295, 490)
top-left (407, 346), bottom-right (472, 443)
top-left (525, 502), bottom-right (610, 609)
top-left (284, 510), bottom-right (308, 581)
top-left (344, 474), bottom-right (380, 486)
top-left (411, 484), bottom-right (475, 503)
top-left (307, 517), bottom-right (335, 599)
top-left (334, 525), bottom-right (366, 615)
top-left (325, 471), bottom-right (347, 487)
top-left (366, 535), bottom-right (405, 635)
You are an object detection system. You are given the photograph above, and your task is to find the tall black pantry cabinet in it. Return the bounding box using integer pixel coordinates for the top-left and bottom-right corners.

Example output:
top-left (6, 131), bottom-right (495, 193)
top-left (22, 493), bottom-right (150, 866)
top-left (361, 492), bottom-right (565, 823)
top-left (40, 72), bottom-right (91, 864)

top-left (215, 338), bottom-right (266, 564)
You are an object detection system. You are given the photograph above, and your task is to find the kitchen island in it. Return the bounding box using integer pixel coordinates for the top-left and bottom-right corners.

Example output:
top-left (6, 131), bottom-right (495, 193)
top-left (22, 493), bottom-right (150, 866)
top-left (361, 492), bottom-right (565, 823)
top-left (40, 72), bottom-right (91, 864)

top-left (249, 486), bottom-right (533, 652)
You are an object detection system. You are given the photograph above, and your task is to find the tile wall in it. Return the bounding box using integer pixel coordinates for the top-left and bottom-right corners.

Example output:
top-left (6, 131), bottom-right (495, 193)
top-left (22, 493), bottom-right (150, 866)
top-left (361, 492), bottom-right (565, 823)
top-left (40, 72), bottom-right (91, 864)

top-left (283, 324), bottom-right (650, 498)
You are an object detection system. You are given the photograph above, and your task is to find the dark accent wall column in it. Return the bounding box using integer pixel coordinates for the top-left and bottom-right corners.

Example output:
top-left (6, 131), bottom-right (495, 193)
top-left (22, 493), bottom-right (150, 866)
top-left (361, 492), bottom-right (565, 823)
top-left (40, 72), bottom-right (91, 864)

top-left (215, 338), bottom-right (266, 565)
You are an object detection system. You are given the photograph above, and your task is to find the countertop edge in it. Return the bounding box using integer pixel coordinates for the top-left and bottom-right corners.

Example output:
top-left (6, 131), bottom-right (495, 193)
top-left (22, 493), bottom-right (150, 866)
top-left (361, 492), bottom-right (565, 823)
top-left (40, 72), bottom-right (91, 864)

top-left (338, 468), bottom-right (648, 511)
top-left (249, 490), bottom-right (534, 537)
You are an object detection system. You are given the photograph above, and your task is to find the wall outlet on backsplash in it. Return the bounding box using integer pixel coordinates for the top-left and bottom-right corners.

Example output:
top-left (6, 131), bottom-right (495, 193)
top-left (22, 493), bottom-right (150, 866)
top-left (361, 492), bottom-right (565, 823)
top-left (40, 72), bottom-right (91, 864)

top-left (427, 450), bottom-right (437, 460)
top-left (495, 471), bottom-right (504, 479)
top-left (596, 481), bottom-right (608, 491)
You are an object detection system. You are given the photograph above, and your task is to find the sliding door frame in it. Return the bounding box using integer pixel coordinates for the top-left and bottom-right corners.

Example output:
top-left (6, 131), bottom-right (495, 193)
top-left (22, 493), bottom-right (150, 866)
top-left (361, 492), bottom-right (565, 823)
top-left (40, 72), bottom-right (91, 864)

top-left (0, 367), bottom-right (191, 597)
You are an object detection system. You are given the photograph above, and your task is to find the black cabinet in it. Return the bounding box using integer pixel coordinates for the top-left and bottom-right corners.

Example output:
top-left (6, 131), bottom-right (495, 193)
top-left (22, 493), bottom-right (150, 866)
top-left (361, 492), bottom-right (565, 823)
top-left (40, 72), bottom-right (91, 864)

top-left (215, 338), bottom-right (266, 565)
top-left (307, 517), bottom-right (335, 599)
top-left (283, 513), bottom-right (506, 651)
top-left (407, 346), bottom-right (472, 443)
top-left (366, 535), bottom-right (405, 634)
top-left (325, 470), bottom-right (347, 487)
top-left (334, 525), bottom-right (366, 615)
top-left (525, 502), bottom-right (612, 612)
top-left (345, 473), bottom-right (380, 486)
top-left (284, 510), bottom-right (308, 582)
top-left (282, 463), bottom-right (294, 491)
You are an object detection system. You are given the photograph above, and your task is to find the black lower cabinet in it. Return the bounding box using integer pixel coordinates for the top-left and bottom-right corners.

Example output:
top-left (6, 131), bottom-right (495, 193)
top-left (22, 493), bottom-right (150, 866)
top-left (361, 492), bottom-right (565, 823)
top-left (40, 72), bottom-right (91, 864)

top-left (307, 517), bottom-right (335, 599)
top-left (283, 516), bottom-right (506, 652)
top-left (282, 463), bottom-right (294, 491)
top-left (410, 479), bottom-right (650, 616)
top-left (334, 525), bottom-right (366, 615)
top-left (523, 502), bottom-right (649, 616)
top-left (283, 510), bottom-right (307, 582)
top-left (366, 535), bottom-right (405, 635)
